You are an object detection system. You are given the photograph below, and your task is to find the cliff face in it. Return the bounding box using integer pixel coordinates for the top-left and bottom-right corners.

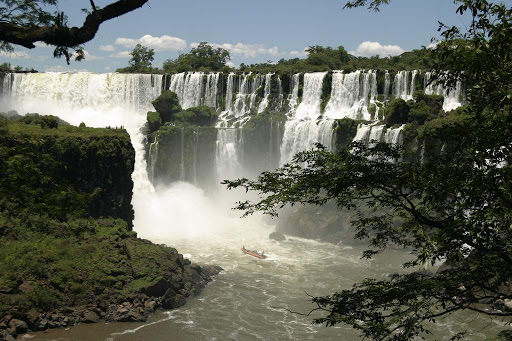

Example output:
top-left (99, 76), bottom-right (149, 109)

top-left (0, 119), bottom-right (220, 340)
top-left (0, 123), bottom-right (135, 229)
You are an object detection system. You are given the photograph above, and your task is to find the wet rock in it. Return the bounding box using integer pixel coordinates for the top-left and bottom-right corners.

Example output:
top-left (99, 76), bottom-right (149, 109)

top-left (25, 309), bottom-right (39, 328)
top-left (144, 301), bottom-right (157, 314)
top-left (170, 275), bottom-right (184, 291)
top-left (82, 310), bottom-right (100, 323)
top-left (5, 333), bottom-right (16, 341)
top-left (36, 319), bottom-right (48, 331)
top-left (269, 231), bottom-right (286, 241)
top-left (111, 304), bottom-right (145, 322)
top-left (142, 278), bottom-right (168, 297)
top-left (201, 265), bottom-right (222, 278)
top-left (9, 319), bottom-right (28, 334)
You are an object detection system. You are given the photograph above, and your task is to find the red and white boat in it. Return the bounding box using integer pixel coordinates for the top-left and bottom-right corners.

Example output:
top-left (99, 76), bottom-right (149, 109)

top-left (241, 246), bottom-right (267, 259)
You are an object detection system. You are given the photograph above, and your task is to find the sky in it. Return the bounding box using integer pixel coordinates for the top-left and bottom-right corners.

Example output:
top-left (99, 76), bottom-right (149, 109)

top-left (0, 0), bottom-right (501, 72)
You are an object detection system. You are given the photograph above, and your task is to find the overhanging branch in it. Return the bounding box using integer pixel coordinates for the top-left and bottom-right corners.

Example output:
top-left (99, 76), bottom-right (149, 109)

top-left (0, 0), bottom-right (149, 49)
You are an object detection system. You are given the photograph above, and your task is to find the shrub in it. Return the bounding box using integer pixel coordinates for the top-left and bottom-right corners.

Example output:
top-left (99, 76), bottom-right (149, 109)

top-left (151, 91), bottom-right (182, 123)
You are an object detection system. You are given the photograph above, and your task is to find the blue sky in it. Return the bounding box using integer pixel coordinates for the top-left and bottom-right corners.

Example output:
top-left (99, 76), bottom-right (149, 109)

top-left (0, 0), bottom-right (502, 72)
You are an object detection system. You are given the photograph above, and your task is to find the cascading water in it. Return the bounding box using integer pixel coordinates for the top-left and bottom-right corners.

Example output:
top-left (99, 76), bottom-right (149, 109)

top-left (215, 128), bottom-right (243, 180)
top-left (257, 73), bottom-right (273, 113)
top-left (384, 71), bottom-right (391, 100)
top-left (204, 73), bottom-right (220, 109)
top-left (279, 72), bottom-right (335, 164)
top-left (353, 123), bottom-right (404, 147)
top-left (287, 73), bottom-right (300, 114)
top-left (276, 75), bottom-right (284, 112)
top-left (217, 73), bottom-right (263, 128)
top-left (148, 136), bottom-right (159, 184)
top-left (293, 72), bottom-right (326, 120)
top-left (392, 70), bottom-right (416, 101)
top-left (324, 70), bottom-right (377, 121)
top-left (424, 72), bottom-right (464, 111)
top-left (384, 124), bottom-right (405, 144)
top-left (169, 72), bottom-right (205, 109)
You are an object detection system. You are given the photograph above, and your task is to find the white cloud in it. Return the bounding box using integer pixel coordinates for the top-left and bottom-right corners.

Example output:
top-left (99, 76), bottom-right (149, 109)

top-left (33, 55), bottom-right (49, 61)
top-left (190, 42), bottom-right (281, 58)
top-left (290, 48), bottom-right (308, 57)
top-left (351, 41), bottom-right (405, 57)
top-left (82, 50), bottom-right (103, 61)
top-left (115, 34), bottom-right (187, 52)
top-left (110, 51), bottom-right (131, 58)
top-left (226, 61), bottom-right (236, 68)
top-left (105, 66), bottom-right (112, 70)
top-left (0, 50), bottom-right (32, 60)
top-left (99, 44), bottom-right (116, 52)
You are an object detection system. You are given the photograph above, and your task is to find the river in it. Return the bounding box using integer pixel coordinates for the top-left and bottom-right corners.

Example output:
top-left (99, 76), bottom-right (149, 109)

top-left (26, 184), bottom-right (503, 341)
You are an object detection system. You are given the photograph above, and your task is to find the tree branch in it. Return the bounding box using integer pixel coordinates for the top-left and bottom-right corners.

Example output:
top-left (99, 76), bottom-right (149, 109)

top-left (0, 0), bottom-right (149, 49)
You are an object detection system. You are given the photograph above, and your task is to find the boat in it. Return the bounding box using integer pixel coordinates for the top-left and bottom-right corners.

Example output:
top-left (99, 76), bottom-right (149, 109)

top-left (241, 246), bottom-right (267, 259)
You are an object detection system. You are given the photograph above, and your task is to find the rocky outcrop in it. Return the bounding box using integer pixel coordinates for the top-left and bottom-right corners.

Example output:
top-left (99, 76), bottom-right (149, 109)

top-left (0, 240), bottom-right (222, 340)
top-left (269, 231), bottom-right (286, 241)
top-left (276, 204), bottom-right (362, 244)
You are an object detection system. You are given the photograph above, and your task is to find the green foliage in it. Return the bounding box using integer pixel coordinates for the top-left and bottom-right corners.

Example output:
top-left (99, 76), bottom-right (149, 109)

top-left (174, 106), bottom-right (218, 126)
top-left (0, 120), bottom-right (135, 226)
top-left (332, 118), bottom-right (359, 150)
top-left (384, 98), bottom-right (410, 125)
top-left (163, 42), bottom-right (231, 73)
top-left (151, 90), bottom-right (182, 123)
top-left (243, 47), bottom-right (433, 74)
top-left (146, 111), bottom-right (161, 133)
top-left (117, 44), bottom-right (160, 74)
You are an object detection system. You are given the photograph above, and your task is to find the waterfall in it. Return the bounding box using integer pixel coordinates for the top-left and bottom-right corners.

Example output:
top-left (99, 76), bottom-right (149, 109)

top-left (225, 73), bottom-right (235, 112)
top-left (353, 123), bottom-right (405, 149)
top-left (180, 127), bottom-right (185, 181)
top-left (257, 73), bottom-right (273, 113)
top-left (393, 71), bottom-right (416, 101)
top-left (293, 72), bottom-right (326, 120)
top-left (384, 124), bottom-right (405, 144)
top-left (287, 73), bottom-right (300, 114)
top-left (193, 128), bottom-right (199, 185)
top-left (276, 75), bottom-right (284, 112)
top-left (353, 124), bottom-right (373, 144)
top-left (218, 73), bottom-right (264, 128)
top-left (280, 120), bottom-right (334, 164)
top-left (279, 72), bottom-right (334, 164)
top-left (409, 70), bottom-right (418, 98)
top-left (323, 70), bottom-right (377, 121)
top-left (204, 73), bottom-right (220, 109)
top-left (216, 128), bottom-right (243, 180)
top-left (177, 72), bottom-right (205, 109)
top-left (384, 71), bottom-right (391, 100)
top-left (352, 123), bottom-right (386, 146)
top-left (148, 136), bottom-right (159, 184)
top-left (233, 73), bottom-right (263, 117)
top-left (3, 72), bottom-right (162, 113)
top-left (424, 72), bottom-right (464, 112)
